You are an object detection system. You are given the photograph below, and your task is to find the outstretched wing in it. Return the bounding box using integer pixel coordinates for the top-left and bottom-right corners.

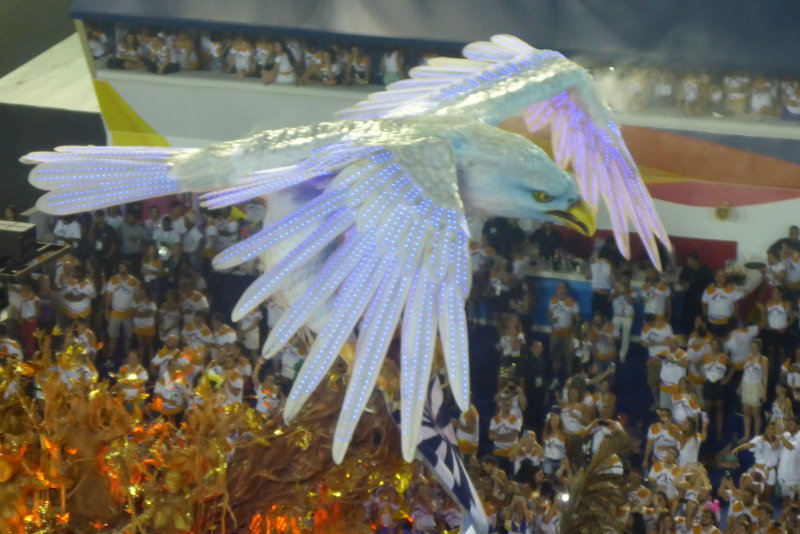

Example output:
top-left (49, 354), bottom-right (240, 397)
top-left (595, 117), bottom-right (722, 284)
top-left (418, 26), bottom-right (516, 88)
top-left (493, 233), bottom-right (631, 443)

top-left (337, 34), bottom-right (669, 268)
top-left (214, 139), bottom-right (471, 463)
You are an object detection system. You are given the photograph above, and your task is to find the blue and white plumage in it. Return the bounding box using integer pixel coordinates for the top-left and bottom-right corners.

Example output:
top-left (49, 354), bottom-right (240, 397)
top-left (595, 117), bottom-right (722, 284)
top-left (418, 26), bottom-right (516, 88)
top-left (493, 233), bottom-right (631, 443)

top-left (22, 35), bottom-right (669, 533)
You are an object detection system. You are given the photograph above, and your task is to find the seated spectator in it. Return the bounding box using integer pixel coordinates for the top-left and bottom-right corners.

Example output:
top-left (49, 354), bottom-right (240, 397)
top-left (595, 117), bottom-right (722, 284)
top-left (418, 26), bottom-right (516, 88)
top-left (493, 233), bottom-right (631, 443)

top-left (379, 47), bottom-right (404, 85)
top-left (723, 71), bottom-right (751, 116)
top-left (87, 27), bottom-right (111, 59)
top-left (172, 30), bottom-right (198, 72)
top-left (345, 45), bottom-right (370, 86)
top-left (227, 34), bottom-right (254, 77)
top-left (750, 75), bottom-right (778, 116)
top-left (108, 32), bottom-right (142, 70)
top-left (200, 31), bottom-right (229, 72)
top-left (145, 35), bottom-right (180, 75)
top-left (780, 78), bottom-right (800, 121)
top-left (269, 41), bottom-right (298, 84)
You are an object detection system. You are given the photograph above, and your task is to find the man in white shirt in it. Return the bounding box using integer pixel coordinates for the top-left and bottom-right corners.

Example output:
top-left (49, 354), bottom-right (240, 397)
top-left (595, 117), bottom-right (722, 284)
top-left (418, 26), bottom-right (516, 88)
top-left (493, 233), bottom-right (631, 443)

top-left (587, 256), bottom-right (614, 320)
top-left (702, 269), bottom-right (741, 337)
top-left (53, 216), bottom-right (81, 249)
top-left (777, 416), bottom-right (800, 505)
top-left (181, 212), bottom-right (204, 270)
top-left (548, 281), bottom-right (581, 378)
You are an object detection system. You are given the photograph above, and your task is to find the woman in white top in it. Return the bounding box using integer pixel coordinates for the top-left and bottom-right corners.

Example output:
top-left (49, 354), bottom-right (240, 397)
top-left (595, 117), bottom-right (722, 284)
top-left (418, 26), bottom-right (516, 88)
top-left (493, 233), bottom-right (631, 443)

top-left (732, 421), bottom-right (780, 499)
top-left (677, 417), bottom-right (707, 467)
top-left (542, 412), bottom-right (567, 475)
top-left (740, 339), bottom-right (768, 443)
top-left (270, 42), bottom-right (297, 85)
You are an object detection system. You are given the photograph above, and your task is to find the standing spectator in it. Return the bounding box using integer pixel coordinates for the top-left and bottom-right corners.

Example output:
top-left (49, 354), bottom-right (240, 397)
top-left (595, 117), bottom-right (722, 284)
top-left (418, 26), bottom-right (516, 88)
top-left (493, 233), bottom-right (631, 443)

top-left (588, 311), bottom-right (619, 374)
top-left (62, 265), bottom-right (94, 323)
top-left (145, 35), bottom-right (180, 75)
top-left (641, 267), bottom-right (672, 322)
top-left (89, 210), bottom-right (117, 276)
top-left (153, 216), bottom-right (180, 254)
top-left (776, 415), bottom-right (800, 506)
top-left (157, 288), bottom-right (181, 343)
top-left (658, 336), bottom-right (690, 409)
top-left (762, 249), bottom-right (786, 298)
top-left (107, 32), bottom-right (142, 70)
top-left (560, 384), bottom-right (590, 468)
top-left (643, 408), bottom-right (680, 469)
top-left (140, 243), bottom-right (165, 298)
top-left (216, 207), bottom-right (240, 252)
top-left (210, 312), bottom-right (237, 360)
top-left (587, 254), bottom-right (614, 319)
top-left (641, 313), bottom-right (674, 408)
top-left (701, 338), bottom-right (732, 442)
top-left (379, 47), bottom-right (404, 85)
top-left (143, 205), bottom-right (161, 239)
top-left (104, 260), bottom-right (140, 363)
top-left (181, 212), bottom-right (203, 271)
top-left (105, 206), bottom-right (124, 231)
top-left (528, 222), bottom-right (563, 260)
top-left (18, 281), bottom-right (40, 357)
top-left (648, 447), bottom-right (682, 501)
top-left (132, 287), bottom-right (157, 364)
top-left (541, 412), bottom-right (567, 475)
top-left (452, 400), bottom-right (480, 459)
top-left (269, 42), bottom-right (297, 84)
top-left (179, 279), bottom-right (209, 326)
top-left (237, 307), bottom-right (262, 361)
top-left (760, 287), bottom-right (792, 367)
top-left (70, 316), bottom-right (98, 363)
top-left (724, 322), bottom-right (760, 390)
top-left (118, 211), bottom-right (148, 271)
top-left (345, 45), bottom-right (370, 86)
top-left (547, 281), bottom-right (580, 379)
top-left (740, 340), bottom-right (769, 442)
top-left (582, 404), bottom-right (625, 458)
top-left (53, 216), bottom-right (81, 249)
top-left (489, 395), bottom-right (522, 473)
top-left (611, 275), bottom-right (637, 362)
top-left (685, 317), bottom-right (713, 397)
top-left (733, 422), bottom-right (781, 501)
top-left (483, 218), bottom-right (525, 260)
top-left (116, 350), bottom-right (149, 410)
top-left (772, 225), bottom-right (800, 254)
top-left (702, 269), bottom-right (741, 337)
top-left (522, 341), bottom-right (549, 432)
top-left (679, 252), bottom-right (714, 333)
top-left (0, 324), bottom-right (23, 359)
top-left (181, 311), bottom-right (213, 351)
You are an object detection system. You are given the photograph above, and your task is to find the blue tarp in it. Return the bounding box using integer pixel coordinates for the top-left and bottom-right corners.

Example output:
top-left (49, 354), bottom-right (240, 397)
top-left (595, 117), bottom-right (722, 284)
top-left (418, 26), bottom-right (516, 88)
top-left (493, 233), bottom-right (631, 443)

top-left (71, 0), bottom-right (800, 75)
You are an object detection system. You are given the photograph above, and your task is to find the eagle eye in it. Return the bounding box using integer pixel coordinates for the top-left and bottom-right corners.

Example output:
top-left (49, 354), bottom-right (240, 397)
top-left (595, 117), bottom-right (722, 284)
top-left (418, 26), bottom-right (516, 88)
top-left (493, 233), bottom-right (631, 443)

top-left (532, 190), bottom-right (554, 203)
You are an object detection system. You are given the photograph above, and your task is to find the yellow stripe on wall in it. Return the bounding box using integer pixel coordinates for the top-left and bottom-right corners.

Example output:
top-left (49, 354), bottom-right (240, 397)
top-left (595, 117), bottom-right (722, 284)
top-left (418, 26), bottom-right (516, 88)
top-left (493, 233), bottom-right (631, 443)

top-left (93, 80), bottom-right (171, 147)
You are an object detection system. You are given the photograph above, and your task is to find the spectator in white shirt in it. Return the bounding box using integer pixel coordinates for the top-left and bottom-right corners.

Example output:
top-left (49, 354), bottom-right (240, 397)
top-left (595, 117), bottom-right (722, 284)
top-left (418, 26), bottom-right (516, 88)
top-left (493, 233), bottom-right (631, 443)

top-left (777, 416), bottom-right (800, 506)
top-left (53, 216), bottom-right (81, 249)
top-left (181, 212), bottom-right (204, 271)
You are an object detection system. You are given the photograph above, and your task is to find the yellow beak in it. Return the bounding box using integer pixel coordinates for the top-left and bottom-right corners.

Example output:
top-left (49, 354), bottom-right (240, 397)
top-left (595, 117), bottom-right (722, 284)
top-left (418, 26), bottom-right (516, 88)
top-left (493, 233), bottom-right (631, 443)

top-left (546, 199), bottom-right (596, 236)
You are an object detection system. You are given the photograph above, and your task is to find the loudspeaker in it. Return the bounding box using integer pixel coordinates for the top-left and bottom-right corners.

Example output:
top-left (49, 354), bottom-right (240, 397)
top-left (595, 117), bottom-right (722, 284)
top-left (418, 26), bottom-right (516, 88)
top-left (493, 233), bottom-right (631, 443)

top-left (0, 221), bottom-right (37, 262)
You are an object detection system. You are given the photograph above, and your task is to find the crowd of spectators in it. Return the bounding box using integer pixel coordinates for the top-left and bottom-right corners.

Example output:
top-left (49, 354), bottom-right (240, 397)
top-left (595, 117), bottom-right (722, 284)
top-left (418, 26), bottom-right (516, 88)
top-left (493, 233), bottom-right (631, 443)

top-left (84, 24), bottom-right (800, 125)
top-left (86, 23), bottom-right (450, 88)
top-left (3, 200), bottom-right (800, 532)
top-left (592, 65), bottom-right (800, 122)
